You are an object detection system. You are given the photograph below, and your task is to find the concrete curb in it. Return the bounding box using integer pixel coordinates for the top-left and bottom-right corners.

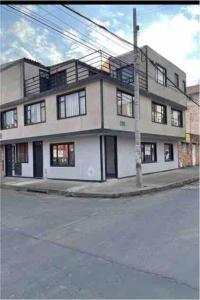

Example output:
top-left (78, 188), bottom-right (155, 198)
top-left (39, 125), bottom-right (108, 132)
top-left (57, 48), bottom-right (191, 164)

top-left (1, 177), bottom-right (199, 198)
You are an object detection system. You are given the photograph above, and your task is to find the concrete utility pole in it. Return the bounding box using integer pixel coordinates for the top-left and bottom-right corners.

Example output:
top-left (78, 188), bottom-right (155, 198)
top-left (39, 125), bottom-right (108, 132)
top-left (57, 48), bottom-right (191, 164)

top-left (133, 8), bottom-right (143, 188)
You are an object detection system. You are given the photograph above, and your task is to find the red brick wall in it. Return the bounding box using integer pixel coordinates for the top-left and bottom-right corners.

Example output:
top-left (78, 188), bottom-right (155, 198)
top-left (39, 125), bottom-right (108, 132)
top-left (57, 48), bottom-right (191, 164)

top-left (178, 140), bottom-right (199, 167)
top-left (178, 142), bottom-right (191, 167)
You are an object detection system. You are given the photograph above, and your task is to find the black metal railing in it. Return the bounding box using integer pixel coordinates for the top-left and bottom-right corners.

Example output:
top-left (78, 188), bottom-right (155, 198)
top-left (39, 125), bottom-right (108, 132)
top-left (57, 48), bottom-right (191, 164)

top-left (24, 50), bottom-right (147, 97)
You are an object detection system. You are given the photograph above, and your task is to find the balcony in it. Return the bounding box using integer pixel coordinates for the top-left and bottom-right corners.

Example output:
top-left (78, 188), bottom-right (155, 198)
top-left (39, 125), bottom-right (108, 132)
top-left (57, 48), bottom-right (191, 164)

top-left (24, 51), bottom-right (147, 97)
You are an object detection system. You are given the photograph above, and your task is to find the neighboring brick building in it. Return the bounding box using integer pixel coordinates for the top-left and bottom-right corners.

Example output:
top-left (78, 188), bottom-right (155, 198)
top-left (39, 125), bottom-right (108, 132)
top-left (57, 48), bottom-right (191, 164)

top-left (178, 84), bottom-right (199, 167)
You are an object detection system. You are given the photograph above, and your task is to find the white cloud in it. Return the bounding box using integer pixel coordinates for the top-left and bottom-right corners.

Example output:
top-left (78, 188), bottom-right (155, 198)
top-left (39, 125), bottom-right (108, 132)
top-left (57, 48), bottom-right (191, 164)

top-left (182, 5), bottom-right (200, 16)
top-left (139, 13), bottom-right (200, 85)
top-left (8, 18), bottom-right (65, 65)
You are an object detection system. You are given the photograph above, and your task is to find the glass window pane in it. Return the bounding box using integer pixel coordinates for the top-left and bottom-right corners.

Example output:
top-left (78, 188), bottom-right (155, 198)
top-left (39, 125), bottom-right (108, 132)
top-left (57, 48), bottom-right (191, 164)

top-left (69, 144), bottom-right (75, 165)
top-left (59, 98), bottom-right (65, 118)
top-left (66, 93), bottom-right (79, 117)
top-left (79, 90), bottom-right (85, 97)
top-left (79, 96), bottom-right (86, 115)
top-left (17, 143), bottom-right (28, 162)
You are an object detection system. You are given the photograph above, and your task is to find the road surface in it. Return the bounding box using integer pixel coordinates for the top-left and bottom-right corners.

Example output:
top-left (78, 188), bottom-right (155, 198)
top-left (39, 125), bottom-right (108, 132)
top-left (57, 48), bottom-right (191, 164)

top-left (1, 183), bottom-right (199, 299)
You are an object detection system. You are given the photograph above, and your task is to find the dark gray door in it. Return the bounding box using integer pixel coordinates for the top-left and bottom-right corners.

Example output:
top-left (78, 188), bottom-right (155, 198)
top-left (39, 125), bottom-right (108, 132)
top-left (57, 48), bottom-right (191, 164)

top-left (33, 141), bottom-right (43, 178)
top-left (5, 144), bottom-right (13, 176)
top-left (105, 136), bottom-right (117, 178)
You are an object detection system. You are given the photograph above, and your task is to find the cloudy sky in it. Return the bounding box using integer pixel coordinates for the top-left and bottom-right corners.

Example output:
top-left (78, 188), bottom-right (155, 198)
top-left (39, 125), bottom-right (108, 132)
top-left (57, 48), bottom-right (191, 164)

top-left (0, 4), bottom-right (199, 85)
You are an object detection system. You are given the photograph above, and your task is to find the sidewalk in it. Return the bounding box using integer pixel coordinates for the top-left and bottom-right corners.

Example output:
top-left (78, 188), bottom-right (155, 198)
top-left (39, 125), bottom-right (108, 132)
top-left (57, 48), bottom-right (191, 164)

top-left (1, 166), bottom-right (199, 198)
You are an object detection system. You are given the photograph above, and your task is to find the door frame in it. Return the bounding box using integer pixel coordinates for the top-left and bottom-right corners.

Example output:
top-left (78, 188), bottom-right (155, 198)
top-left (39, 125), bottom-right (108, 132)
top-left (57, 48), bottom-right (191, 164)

top-left (104, 135), bottom-right (118, 179)
top-left (5, 144), bottom-right (15, 176)
top-left (33, 141), bottom-right (43, 178)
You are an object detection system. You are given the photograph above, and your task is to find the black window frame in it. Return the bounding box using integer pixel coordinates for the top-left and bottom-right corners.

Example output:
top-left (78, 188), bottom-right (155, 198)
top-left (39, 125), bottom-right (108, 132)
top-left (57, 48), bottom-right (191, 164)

top-left (16, 143), bottom-right (29, 163)
top-left (152, 102), bottom-right (167, 124)
top-left (50, 142), bottom-right (75, 167)
top-left (1, 108), bottom-right (17, 130)
top-left (117, 89), bottom-right (134, 118)
top-left (174, 73), bottom-right (179, 88)
top-left (182, 80), bottom-right (186, 94)
top-left (164, 143), bottom-right (174, 162)
top-left (141, 142), bottom-right (157, 164)
top-left (24, 100), bottom-right (46, 126)
top-left (50, 70), bottom-right (67, 89)
top-left (155, 63), bottom-right (167, 86)
top-left (116, 64), bottom-right (134, 84)
top-left (57, 89), bottom-right (86, 120)
top-left (171, 108), bottom-right (183, 127)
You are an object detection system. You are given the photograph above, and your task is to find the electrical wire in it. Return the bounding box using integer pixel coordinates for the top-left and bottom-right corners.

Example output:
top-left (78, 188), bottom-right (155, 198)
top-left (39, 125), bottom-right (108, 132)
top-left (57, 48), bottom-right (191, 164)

top-left (3, 5), bottom-right (199, 107)
top-left (63, 5), bottom-right (199, 107)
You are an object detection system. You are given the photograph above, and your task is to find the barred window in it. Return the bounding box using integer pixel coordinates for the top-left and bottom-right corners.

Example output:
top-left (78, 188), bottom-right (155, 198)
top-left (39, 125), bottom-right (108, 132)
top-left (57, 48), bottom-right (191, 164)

top-left (152, 102), bottom-right (167, 124)
top-left (141, 143), bottom-right (157, 163)
top-left (171, 109), bottom-right (183, 127)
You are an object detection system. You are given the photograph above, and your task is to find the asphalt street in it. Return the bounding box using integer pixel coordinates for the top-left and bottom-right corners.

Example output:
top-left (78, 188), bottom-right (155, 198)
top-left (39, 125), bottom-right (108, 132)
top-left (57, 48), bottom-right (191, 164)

top-left (1, 183), bottom-right (199, 299)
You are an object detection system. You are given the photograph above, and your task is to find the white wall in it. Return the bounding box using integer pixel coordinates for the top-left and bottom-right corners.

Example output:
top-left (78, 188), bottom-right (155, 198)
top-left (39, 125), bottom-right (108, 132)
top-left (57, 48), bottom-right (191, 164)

top-left (43, 135), bottom-right (101, 181)
top-left (21, 142), bottom-right (33, 177)
top-left (117, 136), bottom-right (135, 178)
top-left (141, 141), bottom-right (178, 174)
top-left (117, 137), bottom-right (178, 178)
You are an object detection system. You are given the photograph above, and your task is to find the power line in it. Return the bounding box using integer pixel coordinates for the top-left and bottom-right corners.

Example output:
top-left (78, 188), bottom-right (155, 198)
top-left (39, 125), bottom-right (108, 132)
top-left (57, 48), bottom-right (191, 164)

top-left (4, 5), bottom-right (138, 76)
top-left (62, 5), bottom-right (199, 107)
top-left (37, 5), bottom-right (129, 58)
top-left (3, 5), bottom-right (199, 107)
top-left (56, 5), bottom-right (132, 52)
top-left (62, 5), bottom-right (134, 49)
top-left (7, 5), bottom-right (98, 53)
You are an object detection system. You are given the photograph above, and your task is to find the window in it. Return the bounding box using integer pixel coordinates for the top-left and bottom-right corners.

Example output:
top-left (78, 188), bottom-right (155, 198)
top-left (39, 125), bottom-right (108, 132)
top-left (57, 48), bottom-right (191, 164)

top-left (155, 64), bottom-right (167, 86)
top-left (141, 143), bottom-right (157, 163)
top-left (116, 65), bottom-right (134, 84)
top-left (25, 101), bottom-right (46, 125)
top-left (1, 108), bottom-right (17, 129)
top-left (16, 143), bottom-right (28, 163)
top-left (117, 90), bottom-right (134, 117)
top-left (152, 102), bottom-right (167, 124)
top-left (182, 80), bottom-right (186, 94)
top-left (57, 90), bottom-right (86, 119)
top-left (171, 108), bottom-right (183, 127)
top-left (50, 143), bottom-right (75, 166)
top-left (174, 73), bottom-right (179, 88)
top-left (40, 70), bottom-right (50, 93)
top-left (164, 144), bottom-right (174, 161)
top-left (50, 70), bottom-right (66, 88)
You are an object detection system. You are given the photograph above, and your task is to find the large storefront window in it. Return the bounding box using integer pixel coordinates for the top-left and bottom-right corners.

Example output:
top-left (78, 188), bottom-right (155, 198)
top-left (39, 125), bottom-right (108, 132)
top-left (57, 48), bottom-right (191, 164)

top-left (50, 143), bottom-right (75, 166)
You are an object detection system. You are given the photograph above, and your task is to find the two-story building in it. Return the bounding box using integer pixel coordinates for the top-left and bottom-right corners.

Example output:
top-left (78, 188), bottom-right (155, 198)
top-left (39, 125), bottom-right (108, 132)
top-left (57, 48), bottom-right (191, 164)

top-left (0, 46), bottom-right (187, 181)
top-left (178, 84), bottom-right (199, 167)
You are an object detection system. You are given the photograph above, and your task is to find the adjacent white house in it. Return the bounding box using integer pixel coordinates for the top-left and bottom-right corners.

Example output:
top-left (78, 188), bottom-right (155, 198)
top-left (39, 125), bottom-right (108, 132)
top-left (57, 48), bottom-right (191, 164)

top-left (0, 46), bottom-right (187, 181)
